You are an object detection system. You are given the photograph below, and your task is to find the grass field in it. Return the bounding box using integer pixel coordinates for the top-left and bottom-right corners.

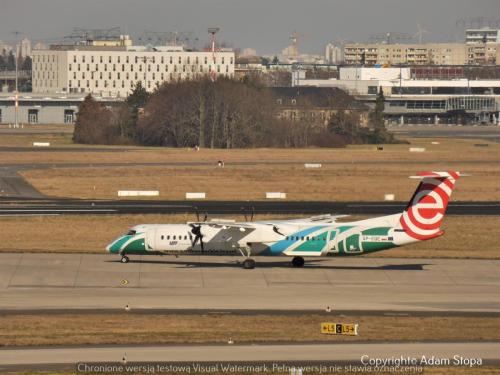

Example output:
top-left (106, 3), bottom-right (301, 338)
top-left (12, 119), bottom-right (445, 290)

top-left (0, 137), bottom-right (497, 165)
top-left (19, 161), bottom-right (500, 201)
top-left (1, 313), bottom-right (498, 347)
top-left (0, 125), bottom-right (74, 147)
top-left (3, 136), bottom-right (496, 201)
top-left (0, 214), bottom-right (497, 258)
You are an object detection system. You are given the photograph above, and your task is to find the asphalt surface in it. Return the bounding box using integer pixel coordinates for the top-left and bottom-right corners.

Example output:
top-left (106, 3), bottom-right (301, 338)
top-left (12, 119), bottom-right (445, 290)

top-left (390, 125), bottom-right (500, 141)
top-left (1, 342), bottom-right (499, 370)
top-left (1, 197), bottom-right (499, 215)
top-left (0, 171), bottom-right (44, 198)
top-left (1, 254), bottom-right (498, 313)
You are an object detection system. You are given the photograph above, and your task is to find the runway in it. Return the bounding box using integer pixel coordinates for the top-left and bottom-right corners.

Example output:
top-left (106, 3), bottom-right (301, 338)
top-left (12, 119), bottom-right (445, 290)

top-left (1, 197), bottom-right (500, 216)
top-left (1, 342), bottom-right (499, 370)
top-left (390, 125), bottom-right (500, 141)
top-left (1, 254), bottom-right (499, 313)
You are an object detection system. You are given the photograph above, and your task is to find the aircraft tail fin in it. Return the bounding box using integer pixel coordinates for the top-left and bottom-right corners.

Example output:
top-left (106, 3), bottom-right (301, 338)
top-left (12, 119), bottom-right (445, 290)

top-left (399, 171), bottom-right (461, 240)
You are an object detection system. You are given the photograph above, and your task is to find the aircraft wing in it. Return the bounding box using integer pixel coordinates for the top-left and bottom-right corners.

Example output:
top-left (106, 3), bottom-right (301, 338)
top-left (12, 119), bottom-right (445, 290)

top-left (187, 221), bottom-right (256, 230)
top-left (254, 214), bottom-right (349, 225)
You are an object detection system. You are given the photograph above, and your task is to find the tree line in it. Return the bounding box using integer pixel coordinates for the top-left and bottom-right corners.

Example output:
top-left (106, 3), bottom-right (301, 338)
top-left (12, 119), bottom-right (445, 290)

top-left (74, 77), bottom-right (397, 148)
top-left (0, 50), bottom-right (31, 71)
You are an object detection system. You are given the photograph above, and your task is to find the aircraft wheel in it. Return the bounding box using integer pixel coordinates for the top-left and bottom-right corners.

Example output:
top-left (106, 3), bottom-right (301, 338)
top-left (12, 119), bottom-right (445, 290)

top-left (292, 256), bottom-right (305, 267)
top-left (121, 255), bottom-right (130, 264)
top-left (242, 258), bottom-right (256, 269)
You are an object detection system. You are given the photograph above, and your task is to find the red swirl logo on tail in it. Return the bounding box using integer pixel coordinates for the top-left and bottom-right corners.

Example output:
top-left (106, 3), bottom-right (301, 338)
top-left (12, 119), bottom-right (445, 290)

top-left (400, 171), bottom-right (459, 240)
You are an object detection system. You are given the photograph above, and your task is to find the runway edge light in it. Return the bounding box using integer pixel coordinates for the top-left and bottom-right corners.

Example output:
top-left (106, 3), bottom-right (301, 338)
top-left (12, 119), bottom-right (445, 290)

top-left (321, 323), bottom-right (358, 336)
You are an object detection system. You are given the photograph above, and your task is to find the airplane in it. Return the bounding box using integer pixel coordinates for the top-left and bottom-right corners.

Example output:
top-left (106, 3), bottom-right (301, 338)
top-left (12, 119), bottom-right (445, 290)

top-left (107, 171), bottom-right (461, 269)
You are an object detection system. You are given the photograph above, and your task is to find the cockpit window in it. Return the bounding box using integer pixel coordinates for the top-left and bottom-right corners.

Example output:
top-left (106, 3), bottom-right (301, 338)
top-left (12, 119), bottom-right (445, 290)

top-left (126, 230), bottom-right (136, 236)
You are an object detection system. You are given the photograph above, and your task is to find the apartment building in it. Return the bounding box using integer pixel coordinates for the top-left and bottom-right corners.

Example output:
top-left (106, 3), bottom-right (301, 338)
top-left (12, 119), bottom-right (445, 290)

top-left (32, 44), bottom-right (235, 97)
top-left (344, 43), bottom-right (499, 66)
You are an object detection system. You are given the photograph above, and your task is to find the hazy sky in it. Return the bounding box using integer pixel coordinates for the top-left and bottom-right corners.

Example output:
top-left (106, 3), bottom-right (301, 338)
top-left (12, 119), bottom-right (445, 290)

top-left (1, 0), bottom-right (499, 54)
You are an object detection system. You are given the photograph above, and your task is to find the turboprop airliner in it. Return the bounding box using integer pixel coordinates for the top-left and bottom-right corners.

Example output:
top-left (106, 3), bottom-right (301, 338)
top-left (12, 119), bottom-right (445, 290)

top-left (107, 171), bottom-right (461, 269)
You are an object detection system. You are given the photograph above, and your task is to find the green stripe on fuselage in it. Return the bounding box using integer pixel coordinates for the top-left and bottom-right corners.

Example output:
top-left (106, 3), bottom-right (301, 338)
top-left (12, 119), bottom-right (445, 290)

top-left (123, 237), bottom-right (147, 253)
top-left (108, 235), bottom-right (132, 253)
top-left (362, 227), bottom-right (391, 236)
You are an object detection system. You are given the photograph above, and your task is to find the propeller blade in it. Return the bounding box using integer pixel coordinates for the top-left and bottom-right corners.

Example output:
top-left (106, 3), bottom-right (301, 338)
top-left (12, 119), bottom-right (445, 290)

top-left (199, 236), bottom-right (204, 253)
top-left (189, 224), bottom-right (204, 253)
top-left (273, 225), bottom-right (285, 236)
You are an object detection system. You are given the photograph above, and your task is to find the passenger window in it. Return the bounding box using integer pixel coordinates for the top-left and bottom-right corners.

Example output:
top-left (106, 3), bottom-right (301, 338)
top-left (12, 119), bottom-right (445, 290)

top-left (306, 236), bottom-right (310, 241)
top-left (184, 235), bottom-right (188, 240)
top-left (161, 235), bottom-right (164, 240)
top-left (301, 236), bottom-right (304, 241)
top-left (167, 235), bottom-right (170, 240)
top-left (173, 235), bottom-right (176, 240)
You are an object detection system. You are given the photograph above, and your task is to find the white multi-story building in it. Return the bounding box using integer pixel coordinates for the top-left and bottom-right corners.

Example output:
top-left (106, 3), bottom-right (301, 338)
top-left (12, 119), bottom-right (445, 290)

top-left (32, 44), bottom-right (235, 97)
top-left (324, 43), bottom-right (343, 64)
top-left (18, 38), bottom-right (32, 57)
top-left (466, 28), bottom-right (500, 44)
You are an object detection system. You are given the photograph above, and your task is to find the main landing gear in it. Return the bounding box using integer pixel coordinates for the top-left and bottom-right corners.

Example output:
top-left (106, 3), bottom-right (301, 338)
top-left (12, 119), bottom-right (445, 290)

top-left (242, 258), bottom-right (256, 269)
top-left (120, 255), bottom-right (130, 263)
top-left (238, 247), bottom-right (255, 269)
top-left (292, 256), bottom-right (305, 268)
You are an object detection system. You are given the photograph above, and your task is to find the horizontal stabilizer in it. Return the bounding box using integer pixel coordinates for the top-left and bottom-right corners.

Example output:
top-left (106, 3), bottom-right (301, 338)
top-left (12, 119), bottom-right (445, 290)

top-left (409, 171), bottom-right (462, 179)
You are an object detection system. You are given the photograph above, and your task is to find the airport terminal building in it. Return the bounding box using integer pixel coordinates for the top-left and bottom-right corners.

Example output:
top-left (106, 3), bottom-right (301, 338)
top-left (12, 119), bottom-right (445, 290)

top-left (298, 67), bottom-right (500, 125)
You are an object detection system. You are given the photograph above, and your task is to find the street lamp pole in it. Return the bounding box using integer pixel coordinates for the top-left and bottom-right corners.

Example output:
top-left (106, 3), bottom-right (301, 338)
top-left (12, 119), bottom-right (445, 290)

top-left (12, 31), bottom-right (22, 128)
top-left (14, 60), bottom-right (18, 128)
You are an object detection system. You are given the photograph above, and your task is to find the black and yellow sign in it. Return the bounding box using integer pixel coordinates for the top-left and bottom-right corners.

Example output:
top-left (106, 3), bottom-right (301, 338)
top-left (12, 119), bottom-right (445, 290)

top-left (321, 323), bottom-right (358, 336)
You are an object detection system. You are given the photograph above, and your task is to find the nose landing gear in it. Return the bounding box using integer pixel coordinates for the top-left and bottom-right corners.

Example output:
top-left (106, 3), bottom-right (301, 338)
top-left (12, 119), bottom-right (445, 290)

top-left (120, 255), bottom-right (130, 263)
top-left (292, 256), bottom-right (305, 267)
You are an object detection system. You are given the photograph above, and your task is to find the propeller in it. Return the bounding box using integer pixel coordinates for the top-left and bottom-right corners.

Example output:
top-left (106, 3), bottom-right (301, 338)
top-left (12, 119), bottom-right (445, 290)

top-left (194, 207), bottom-right (208, 223)
top-left (189, 223), bottom-right (204, 253)
top-left (273, 225), bottom-right (285, 236)
top-left (242, 206), bottom-right (255, 222)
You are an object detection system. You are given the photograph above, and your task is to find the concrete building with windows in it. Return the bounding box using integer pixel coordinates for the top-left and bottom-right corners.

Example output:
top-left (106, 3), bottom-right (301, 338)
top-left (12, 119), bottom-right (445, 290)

top-left (271, 86), bottom-right (369, 127)
top-left (344, 42), bottom-right (499, 66)
top-left (466, 28), bottom-right (500, 44)
top-left (0, 93), bottom-right (122, 125)
top-left (297, 67), bottom-right (500, 125)
top-left (32, 42), bottom-right (235, 97)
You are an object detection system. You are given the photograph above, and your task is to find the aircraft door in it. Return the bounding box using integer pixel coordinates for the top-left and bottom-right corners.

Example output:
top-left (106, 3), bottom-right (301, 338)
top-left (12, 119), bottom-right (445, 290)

top-left (145, 228), bottom-right (156, 251)
top-left (328, 230), bottom-right (338, 254)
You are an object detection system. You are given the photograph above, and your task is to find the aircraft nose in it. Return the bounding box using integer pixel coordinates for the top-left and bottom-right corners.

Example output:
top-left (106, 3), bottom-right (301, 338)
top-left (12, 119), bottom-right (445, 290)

top-left (106, 236), bottom-right (128, 253)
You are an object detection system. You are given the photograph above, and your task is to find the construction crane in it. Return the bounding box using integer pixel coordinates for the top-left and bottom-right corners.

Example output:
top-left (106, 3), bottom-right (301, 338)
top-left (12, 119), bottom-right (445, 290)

top-left (456, 17), bottom-right (500, 29)
top-left (138, 30), bottom-right (196, 48)
top-left (369, 32), bottom-right (412, 44)
top-left (288, 30), bottom-right (309, 60)
top-left (413, 22), bottom-right (431, 44)
top-left (64, 27), bottom-right (122, 45)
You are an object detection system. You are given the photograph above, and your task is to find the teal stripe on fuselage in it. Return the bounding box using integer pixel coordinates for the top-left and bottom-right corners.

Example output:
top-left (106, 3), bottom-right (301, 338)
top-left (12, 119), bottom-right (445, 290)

top-left (107, 235), bottom-right (132, 253)
top-left (266, 226), bottom-right (325, 255)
